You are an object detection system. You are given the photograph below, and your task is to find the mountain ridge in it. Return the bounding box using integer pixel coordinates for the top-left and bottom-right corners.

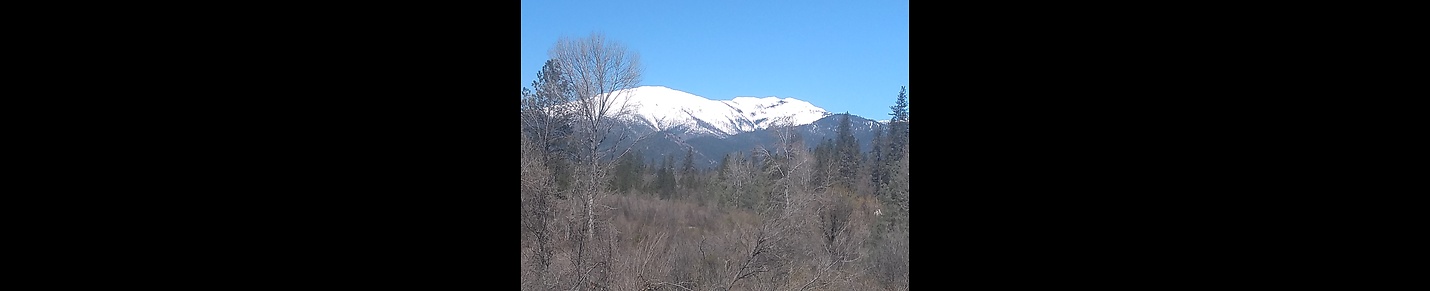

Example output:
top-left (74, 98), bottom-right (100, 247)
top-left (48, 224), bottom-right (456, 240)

top-left (544, 85), bottom-right (891, 170)
top-left (611, 86), bottom-right (831, 138)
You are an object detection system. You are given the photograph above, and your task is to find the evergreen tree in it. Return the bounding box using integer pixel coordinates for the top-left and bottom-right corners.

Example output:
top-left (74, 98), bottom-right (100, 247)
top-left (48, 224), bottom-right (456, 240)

top-left (877, 86), bottom-right (911, 233)
top-left (520, 59), bottom-right (578, 194)
top-left (749, 149), bottom-right (773, 210)
top-left (835, 113), bottom-right (860, 191)
top-left (812, 138), bottom-right (836, 189)
top-left (656, 155), bottom-right (676, 199)
top-left (716, 153), bottom-right (731, 181)
top-left (611, 149), bottom-right (644, 194)
top-left (875, 86), bottom-right (909, 197)
top-left (717, 152), bottom-right (751, 208)
top-left (679, 148), bottom-right (697, 195)
top-left (870, 126), bottom-right (887, 194)
top-left (888, 86), bottom-right (909, 160)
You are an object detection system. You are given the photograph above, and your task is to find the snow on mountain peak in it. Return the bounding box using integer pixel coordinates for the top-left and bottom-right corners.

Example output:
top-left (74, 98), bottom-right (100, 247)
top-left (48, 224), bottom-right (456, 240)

top-left (606, 86), bottom-right (830, 137)
top-left (723, 96), bottom-right (828, 126)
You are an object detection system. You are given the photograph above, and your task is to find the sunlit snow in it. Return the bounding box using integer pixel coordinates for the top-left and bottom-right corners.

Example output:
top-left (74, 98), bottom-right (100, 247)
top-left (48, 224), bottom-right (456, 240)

top-left (602, 86), bottom-right (830, 137)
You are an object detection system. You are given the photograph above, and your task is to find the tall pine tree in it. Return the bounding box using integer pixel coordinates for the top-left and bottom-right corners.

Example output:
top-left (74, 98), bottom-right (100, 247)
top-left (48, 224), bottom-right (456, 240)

top-left (679, 148), bottom-right (697, 196)
top-left (656, 154), bottom-right (676, 200)
top-left (611, 149), bottom-right (644, 194)
top-left (877, 86), bottom-right (911, 233)
top-left (812, 138), bottom-right (836, 189)
top-left (835, 113), bottom-right (860, 192)
top-left (875, 86), bottom-right (909, 197)
top-left (888, 86), bottom-right (909, 160)
top-left (520, 59), bottom-right (577, 194)
top-left (870, 125), bottom-right (887, 194)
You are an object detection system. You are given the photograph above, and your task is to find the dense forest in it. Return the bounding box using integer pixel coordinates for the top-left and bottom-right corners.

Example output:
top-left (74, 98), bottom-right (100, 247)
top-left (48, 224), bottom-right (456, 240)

top-left (521, 33), bottom-right (909, 290)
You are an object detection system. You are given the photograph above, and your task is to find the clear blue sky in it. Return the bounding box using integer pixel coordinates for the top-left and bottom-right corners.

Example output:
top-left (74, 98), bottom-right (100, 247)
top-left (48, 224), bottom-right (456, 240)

top-left (521, 0), bottom-right (909, 120)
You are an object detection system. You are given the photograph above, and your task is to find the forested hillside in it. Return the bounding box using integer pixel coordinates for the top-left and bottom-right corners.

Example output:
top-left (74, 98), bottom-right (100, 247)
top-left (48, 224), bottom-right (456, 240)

top-left (520, 33), bottom-right (909, 290)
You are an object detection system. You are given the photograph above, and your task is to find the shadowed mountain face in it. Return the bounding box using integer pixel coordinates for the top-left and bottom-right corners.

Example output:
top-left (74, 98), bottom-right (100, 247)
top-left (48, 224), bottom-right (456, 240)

top-left (613, 114), bottom-right (886, 170)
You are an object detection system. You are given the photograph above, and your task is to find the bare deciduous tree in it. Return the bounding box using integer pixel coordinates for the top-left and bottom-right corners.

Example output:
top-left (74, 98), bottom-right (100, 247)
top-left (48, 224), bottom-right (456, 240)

top-left (549, 32), bottom-right (643, 290)
top-left (521, 131), bottom-right (561, 288)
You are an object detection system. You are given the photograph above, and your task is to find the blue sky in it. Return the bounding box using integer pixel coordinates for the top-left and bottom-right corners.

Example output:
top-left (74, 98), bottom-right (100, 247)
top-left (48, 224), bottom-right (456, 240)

top-left (521, 0), bottom-right (908, 120)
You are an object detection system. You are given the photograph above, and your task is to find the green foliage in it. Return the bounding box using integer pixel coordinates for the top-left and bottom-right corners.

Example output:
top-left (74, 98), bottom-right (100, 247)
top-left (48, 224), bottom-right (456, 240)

top-left (872, 86), bottom-right (910, 199)
top-left (860, 86), bottom-right (909, 257)
top-left (887, 86), bottom-right (909, 162)
top-left (655, 155), bottom-right (676, 199)
top-left (869, 127), bottom-right (887, 193)
top-left (811, 138), bottom-right (836, 189)
top-left (711, 151), bottom-right (766, 210)
top-left (835, 113), bottom-right (860, 191)
top-left (521, 59), bottom-right (580, 195)
top-left (679, 147), bottom-right (697, 195)
top-left (716, 153), bottom-right (731, 180)
top-left (611, 149), bottom-right (644, 194)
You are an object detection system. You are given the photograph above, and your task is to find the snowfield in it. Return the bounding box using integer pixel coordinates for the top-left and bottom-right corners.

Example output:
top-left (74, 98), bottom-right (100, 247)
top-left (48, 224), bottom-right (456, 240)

top-left (605, 86), bottom-right (830, 137)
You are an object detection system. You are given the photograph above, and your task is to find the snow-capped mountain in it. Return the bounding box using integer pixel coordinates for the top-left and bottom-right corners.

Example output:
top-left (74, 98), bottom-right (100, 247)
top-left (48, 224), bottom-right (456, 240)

top-left (533, 85), bottom-right (890, 169)
top-left (609, 86), bottom-right (830, 138)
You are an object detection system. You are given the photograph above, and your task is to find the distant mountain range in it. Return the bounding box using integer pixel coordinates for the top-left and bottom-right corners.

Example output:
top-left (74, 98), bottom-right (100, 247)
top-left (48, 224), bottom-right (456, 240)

top-left (587, 86), bottom-right (889, 169)
top-left (612, 86), bottom-right (832, 139)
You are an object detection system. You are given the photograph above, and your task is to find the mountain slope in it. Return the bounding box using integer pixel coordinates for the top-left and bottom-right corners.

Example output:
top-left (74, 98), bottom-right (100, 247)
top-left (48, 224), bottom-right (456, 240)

top-left (550, 86), bottom-right (887, 170)
top-left (612, 86), bottom-right (830, 138)
top-left (633, 114), bottom-right (888, 170)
